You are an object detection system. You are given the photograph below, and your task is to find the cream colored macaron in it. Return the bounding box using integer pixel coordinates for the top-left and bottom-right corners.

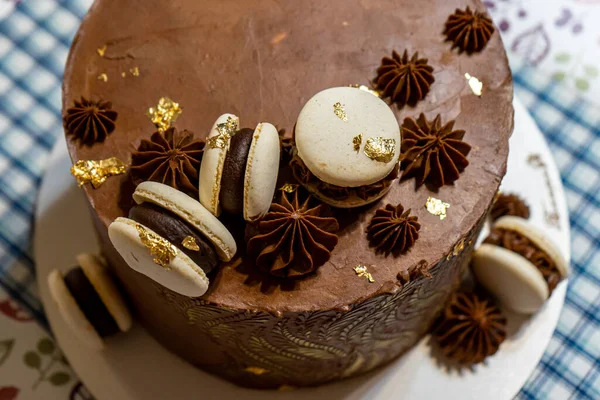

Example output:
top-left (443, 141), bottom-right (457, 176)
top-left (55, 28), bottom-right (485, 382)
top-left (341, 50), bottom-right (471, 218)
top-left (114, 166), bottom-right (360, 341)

top-left (294, 86), bottom-right (400, 207)
top-left (472, 216), bottom-right (568, 314)
top-left (47, 254), bottom-right (132, 350)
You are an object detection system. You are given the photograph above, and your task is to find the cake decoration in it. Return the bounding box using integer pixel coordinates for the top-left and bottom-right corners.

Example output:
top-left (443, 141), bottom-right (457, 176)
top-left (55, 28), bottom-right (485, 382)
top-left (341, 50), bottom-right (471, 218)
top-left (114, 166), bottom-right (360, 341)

top-left (412, 259), bottom-right (432, 279)
top-left (136, 224), bottom-right (178, 268)
top-left (353, 265), bottom-right (375, 283)
top-left (280, 183), bottom-right (298, 193)
top-left (366, 204), bottom-right (420, 257)
top-left (465, 73), bottom-right (483, 96)
top-left (147, 97), bottom-right (182, 132)
top-left (433, 291), bottom-right (507, 365)
top-left (199, 114), bottom-right (280, 220)
top-left (375, 50), bottom-right (435, 108)
top-left (47, 253), bottom-right (132, 350)
top-left (130, 66), bottom-right (140, 76)
top-left (472, 216), bottom-right (568, 314)
top-left (364, 137), bottom-right (396, 163)
top-left (425, 196), bottom-right (450, 220)
top-left (333, 102), bottom-right (348, 122)
top-left (63, 97), bottom-right (118, 146)
top-left (247, 191), bottom-right (339, 278)
top-left (444, 7), bottom-right (495, 54)
top-left (352, 133), bottom-right (363, 152)
top-left (97, 73), bottom-right (108, 82)
top-left (109, 182), bottom-right (237, 297)
top-left (294, 87), bottom-right (401, 207)
top-left (400, 113), bottom-right (471, 188)
top-left (182, 236), bottom-right (201, 251)
top-left (491, 193), bottom-right (531, 220)
top-left (348, 84), bottom-right (381, 97)
top-left (446, 238), bottom-right (467, 260)
top-left (130, 127), bottom-right (204, 197)
top-left (71, 157), bottom-right (126, 188)
top-left (97, 45), bottom-right (106, 56)
top-left (245, 367), bottom-right (269, 375)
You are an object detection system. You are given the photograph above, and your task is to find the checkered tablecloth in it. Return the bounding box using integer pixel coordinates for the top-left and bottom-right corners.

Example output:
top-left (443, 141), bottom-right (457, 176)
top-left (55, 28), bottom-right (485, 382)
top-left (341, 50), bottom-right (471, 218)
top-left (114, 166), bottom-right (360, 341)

top-left (0, 1), bottom-right (599, 399)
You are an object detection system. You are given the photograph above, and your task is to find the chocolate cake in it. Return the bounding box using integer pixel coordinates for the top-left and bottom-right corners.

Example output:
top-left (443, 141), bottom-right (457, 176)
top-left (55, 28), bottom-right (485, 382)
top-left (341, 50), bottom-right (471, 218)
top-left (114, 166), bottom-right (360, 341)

top-left (62, 0), bottom-right (513, 389)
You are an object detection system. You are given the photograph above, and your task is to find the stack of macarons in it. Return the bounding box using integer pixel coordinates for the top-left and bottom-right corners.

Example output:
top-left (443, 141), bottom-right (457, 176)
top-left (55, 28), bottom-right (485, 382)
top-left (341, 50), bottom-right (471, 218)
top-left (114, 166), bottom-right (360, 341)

top-left (199, 113), bottom-right (280, 221)
top-left (48, 253), bottom-right (132, 350)
top-left (472, 216), bottom-right (569, 314)
top-left (109, 181), bottom-right (237, 297)
top-left (292, 87), bottom-right (401, 208)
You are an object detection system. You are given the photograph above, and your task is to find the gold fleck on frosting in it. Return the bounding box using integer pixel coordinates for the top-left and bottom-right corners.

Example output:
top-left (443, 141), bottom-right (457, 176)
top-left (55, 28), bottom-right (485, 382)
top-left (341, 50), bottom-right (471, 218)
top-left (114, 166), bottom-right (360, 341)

top-left (364, 137), bottom-right (395, 163)
top-left (425, 196), bottom-right (450, 220)
top-left (354, 265), bottom-right (375, 283)
top-left (208, 116), bottom-right (239, 149)
top-left (182, 236), bottom-right (200, 251)
top-left (446, 238), bottom-right (465, 260)
top-left (333, 102), bottom-right (348, 122)
top-left (97, 73), bottom-right (108, 82)
top-left (136, 224), bottom-right (177, 268)
top-left (70, 157), bottom-right (126, 188)
top-left (147, 97), bottom-right (182, 133)
top-left (465, 73), bottom-right (483, 96)
top-left (130, 66), bottom-right (140, 76)
top-left (121, 72), bottom-right (126, 78)
top-left (348, 84), bottom-right (381, 98)
top-left (244, 366), bottom-right (269, 375)
top-left (353, 133), bottom-right (363, 152)
top-left (280, 183), bottom-right (298, 193)
top-left (96, 45), bottom-right (106, 57)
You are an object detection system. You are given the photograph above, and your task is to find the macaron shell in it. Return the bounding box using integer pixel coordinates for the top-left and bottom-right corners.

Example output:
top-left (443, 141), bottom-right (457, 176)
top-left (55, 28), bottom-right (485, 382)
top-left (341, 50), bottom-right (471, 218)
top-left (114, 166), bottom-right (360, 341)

top-left (243, 122), bottom-right (280, 221)
top-left (472, 244), bottom-right (549, 314)
top-left (295, 87), bottom-right (400, 187)
top-left (199, 113), bottom-right (239, 216)
top-left (77, 253), bottom-right (132, 332)
top-left (493, 216), bottom-right (569, 277)
top-left (108, 217), bottom-right (209, 298)
top-left (47, 269), bottom-right (105, 350)
top-left (133, 181), bottom-right (237, 261)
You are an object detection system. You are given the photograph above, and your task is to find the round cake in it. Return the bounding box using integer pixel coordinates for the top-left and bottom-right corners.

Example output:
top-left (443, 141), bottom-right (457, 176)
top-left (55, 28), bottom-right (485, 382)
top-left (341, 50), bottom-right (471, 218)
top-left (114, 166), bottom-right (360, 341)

top-left (62, 0), bottom-right (513, 389)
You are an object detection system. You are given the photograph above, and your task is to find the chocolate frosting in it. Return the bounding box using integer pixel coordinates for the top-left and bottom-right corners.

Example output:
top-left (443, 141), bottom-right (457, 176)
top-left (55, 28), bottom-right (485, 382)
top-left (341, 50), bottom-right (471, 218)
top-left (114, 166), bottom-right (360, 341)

top-left (375, 50), bottom-right (435, 108)
top-left (366, 204), bottom-right (420, 257)
top-left (220, 128), bottom-right (255, 215)
top-left (491, 193), bottom-right (530, 220)
top-left (444, 7), bottom-right (495, 54)
top-left (63, 97), bottom-right (117, 146)
top-left (400, 113), bottom-right (471, 188)
top-left (247, 191), bottom-right (339, 277)
top-left (433, 290), bottom-right (507, 365)
top-left (484, 228), bottom-right (562, 293)
top-left (130, 128), bottom-right (204, 198)
top-left (64, 267), bottom-right (120, 337)
top-left (129, 203), bottom-right (219, 275)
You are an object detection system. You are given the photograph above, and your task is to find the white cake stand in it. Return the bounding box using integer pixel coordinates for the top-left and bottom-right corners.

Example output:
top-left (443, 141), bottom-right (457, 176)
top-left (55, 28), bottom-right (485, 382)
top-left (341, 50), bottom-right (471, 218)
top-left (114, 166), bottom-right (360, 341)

top-left (35, 97), bottom-right (570, 400)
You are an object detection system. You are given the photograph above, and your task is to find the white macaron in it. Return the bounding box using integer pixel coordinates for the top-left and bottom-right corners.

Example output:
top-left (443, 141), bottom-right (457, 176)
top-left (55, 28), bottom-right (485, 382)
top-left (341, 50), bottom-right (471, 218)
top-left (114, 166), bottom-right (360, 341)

top-left (109, 182), bottom-right (237, 297)
top-left (199, 114), bottom-right (280, 220)
top-left (293, 86), bottom-right (401, 207)
top-left (472, 216), bottom-right (569, 314)
top-left (47, 253), bottom-right (132, 350)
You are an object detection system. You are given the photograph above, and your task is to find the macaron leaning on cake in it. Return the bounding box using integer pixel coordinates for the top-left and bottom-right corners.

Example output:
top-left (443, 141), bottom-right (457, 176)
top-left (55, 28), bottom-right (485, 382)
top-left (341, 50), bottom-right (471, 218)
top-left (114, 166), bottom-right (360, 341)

top-left (47, 253), bottom-right (132, 350)
top-left (108, 181), bottom-right (237, 297)
top-left (291, 86), bottom-right (401, 208)
top-left (199, 113), bottom-right (280, 221)
top-left (472, 216), bottom-right (569, 314)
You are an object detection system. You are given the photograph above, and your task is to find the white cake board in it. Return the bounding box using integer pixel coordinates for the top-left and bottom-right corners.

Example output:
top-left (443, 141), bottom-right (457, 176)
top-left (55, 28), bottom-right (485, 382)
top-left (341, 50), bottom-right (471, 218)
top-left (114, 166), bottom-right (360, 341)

top-left (35, 97), bottom-right (570, 400)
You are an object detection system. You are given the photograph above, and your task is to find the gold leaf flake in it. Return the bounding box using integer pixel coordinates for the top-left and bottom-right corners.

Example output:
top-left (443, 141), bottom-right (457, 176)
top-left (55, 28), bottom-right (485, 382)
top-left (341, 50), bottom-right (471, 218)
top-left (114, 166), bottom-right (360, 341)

top-left (136, 224), bottom-right (177, 268)
top-left (70, 157), bottom-right (126, 188)
top-left (147, 97), bottom-right (182, 132)
top-left (464, 73), bottom-right (483, 97)
top-left (280, 183), bottom-right (298, 193)
top-left (97, 73), bottom-right (108, 82)
top-left (333, 102), bottom-right (348, 122)
top-left (353, 133), bottom-right (363, 152)
top-left (121, 72), bottom-right (126, 78)
top-left (348, 84), bottom-right (381, 98)
top-left (353, 265), bottom-right (374, 283)
top-left (130, 66), bottom-right (140, 76)
top-left (363, 137), bottom-right (395, 163)
top-left (270, 32), bottom-right (288, 45)
top-left (425, 196), bottom-right (450, 220)
top-left (182, 236), bottom-right (200, 251)
top-left (245, 366), bottom-right (269, 375)
top-left (208, 116), bottom-right (239, 149)
top-left (446, 239), bottom-right (465, 260)
top-left (97, 45), bottom-right (106, 57)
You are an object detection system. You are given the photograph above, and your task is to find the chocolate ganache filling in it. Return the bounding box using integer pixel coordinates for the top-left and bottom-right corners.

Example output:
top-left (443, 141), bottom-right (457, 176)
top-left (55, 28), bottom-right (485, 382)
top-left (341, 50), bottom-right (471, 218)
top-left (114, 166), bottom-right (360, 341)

top-left (220, 128), bottom-right (255, 215)
top-left (484, 228), bottom-right (562, 294)
top-left (64, 267), bottom-right (120, 337)
top-left (129, 203), bottom-right (219, 274)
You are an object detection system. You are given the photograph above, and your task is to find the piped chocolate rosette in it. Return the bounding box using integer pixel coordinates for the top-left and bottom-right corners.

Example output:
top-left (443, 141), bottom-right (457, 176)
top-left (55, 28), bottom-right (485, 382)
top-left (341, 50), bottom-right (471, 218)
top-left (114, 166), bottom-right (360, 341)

top-left (199, 114), bottom-right (280, 221)
top-left (292, 87), bottom-right (401, 208)
top-left (47, 253), bottom-right (132, 350)
top-left (109, 182), bottom-right (237, 297)
top-left (472, 216), bottom-right (569, 314)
